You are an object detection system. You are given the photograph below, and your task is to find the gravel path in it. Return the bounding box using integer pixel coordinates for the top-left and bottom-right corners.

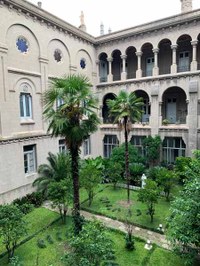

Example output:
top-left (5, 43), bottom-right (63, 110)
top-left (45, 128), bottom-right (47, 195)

top-left (43, 201), bottom-right (171, 250)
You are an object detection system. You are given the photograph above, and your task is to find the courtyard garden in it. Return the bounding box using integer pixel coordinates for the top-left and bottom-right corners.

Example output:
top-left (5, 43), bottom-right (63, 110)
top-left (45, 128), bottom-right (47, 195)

top-left (0, 207), bottom-right (185, 266)
top-left (0, 76), bottom-right (199, 265)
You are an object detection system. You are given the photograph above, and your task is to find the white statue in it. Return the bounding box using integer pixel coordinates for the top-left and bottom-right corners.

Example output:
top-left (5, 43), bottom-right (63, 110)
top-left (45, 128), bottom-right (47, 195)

top-left (141, 174), bottom-right (147, 188)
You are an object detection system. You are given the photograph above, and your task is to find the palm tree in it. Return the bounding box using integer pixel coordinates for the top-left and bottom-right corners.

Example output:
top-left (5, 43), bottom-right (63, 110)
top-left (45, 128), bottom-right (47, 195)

top-left (33, 151), bottom-right (71, 196)
top-left (43, 74), bottom-right (100, 234)
top-left (107, 90), bottom-right (143, 202)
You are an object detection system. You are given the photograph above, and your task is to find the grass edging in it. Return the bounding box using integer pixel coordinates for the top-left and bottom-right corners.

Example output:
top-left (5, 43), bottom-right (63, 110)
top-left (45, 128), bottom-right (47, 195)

top-left (0, 215), bottom-right (61, 259)
top-left (80, 206), bottom-right (164, 235)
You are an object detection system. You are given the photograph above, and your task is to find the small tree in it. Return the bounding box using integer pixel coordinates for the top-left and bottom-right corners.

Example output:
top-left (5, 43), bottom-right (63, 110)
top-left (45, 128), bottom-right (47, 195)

top-left (142, 136), bottom-right (161, 167)
top-left (47, 179), bottom-right (73, 223)
top-left (107, 91), bottom-right (143, 203)
top-left (124, 209), bottom-right (135, 250)
top-left (107, 161), bottom-right (123, 189)
top-left (110, 143), bottom-right (144, 168)
top-left (64, 220), bottom-right (115, 266)
top-left (80, 158), bottom-right (102, 206)
top-left (174, 156), bottom-right (192, 184)
top-left (138, 179), bottom-right (160, 222)
top-left (129, 163), bottom-right (145, 186)
top-left (147, 166), bottom-right (176, 201)
top-left (0, 204), bottom-right (27, 260)
top-left (167, 175), bottom-right (200, 265)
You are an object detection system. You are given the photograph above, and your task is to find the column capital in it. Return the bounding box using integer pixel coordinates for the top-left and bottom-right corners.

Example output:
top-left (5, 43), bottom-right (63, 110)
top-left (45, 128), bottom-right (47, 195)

top-left (107, 57), bottom-right (113, 62)
top-left (153, 48), bottom-right (159, 53)
top-left (135, 51), bottom-right (143, 57)
top-left (120, 54), bottom-right (127, 60)
top-left (171, 44), bottom-right (178, 50)
top-left (95, 60), bottom-right (100, 65)
top-left (191, 40), bottom-right (198, 46)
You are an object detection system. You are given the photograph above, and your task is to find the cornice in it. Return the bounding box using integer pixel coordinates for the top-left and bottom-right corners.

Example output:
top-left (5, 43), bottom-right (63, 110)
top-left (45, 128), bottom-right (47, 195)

top-left (96, 71), bottom-right (200, 89)
top-left (2, 0), bottom-right (200, 49)
top-left (94, 9), bottom-right (200, 46)
top-left (2, 0), bottom-right (95, 44)
top-left (0, 133), bottom-right (51, 145)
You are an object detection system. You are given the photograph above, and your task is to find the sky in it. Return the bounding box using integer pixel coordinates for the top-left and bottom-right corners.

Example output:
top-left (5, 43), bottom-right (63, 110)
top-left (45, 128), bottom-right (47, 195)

top-left (27, 0), bottom-right (200, 36)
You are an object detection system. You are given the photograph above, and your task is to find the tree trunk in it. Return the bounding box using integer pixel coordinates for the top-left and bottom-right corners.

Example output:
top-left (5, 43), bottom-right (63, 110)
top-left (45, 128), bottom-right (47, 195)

top-left (124, 116), bottom-right (130, 203)
top-left (70, 144), bottom-right (82, 234)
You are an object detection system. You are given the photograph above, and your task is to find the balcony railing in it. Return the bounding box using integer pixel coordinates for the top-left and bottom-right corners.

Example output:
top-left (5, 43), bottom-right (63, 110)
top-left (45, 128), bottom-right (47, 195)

top-left (178, 65), bottom-right (190, 72)
top-left (100, 77), bottom-right (107, 83)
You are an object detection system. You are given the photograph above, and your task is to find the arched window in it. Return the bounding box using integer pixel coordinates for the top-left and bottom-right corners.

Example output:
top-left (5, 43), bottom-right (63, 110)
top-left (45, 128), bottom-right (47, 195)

top-left (20, 93), bottom-right (32, 118)
top-left (103, 134), bottom-right (119, 158)
top-left (163, 137), bottom-right (186, 164)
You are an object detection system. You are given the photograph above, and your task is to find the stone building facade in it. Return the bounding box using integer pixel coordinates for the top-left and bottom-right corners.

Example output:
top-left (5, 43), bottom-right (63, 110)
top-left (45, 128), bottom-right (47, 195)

top-left (0, 0), bottom-right (200, 203)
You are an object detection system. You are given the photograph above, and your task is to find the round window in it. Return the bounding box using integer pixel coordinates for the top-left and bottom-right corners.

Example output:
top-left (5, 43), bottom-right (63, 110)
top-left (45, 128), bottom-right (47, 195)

top-left (16, 37), bottom-right (29, 53)
top-left (54, 49), bottom-right (62, 63)
top-left (80, 58), bottom-right (86, 69)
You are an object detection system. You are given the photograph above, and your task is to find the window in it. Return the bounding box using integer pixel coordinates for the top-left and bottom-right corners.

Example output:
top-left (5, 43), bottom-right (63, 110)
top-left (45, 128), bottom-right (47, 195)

top-left (23, 145), bottom-right (36, 174)
top-left (146, 57), bottom-right (154, 76)
top-left (59, 139), bottom-right (67, 153)
top-left (54, 49), bottom-right (62, 63)
top-left (178, 51), bottom-right (190, 72)
top-left (20, 93), bottom-right (32, 118)
top-left (130, 136), bottom-right (146, 155)
top-left (83, 137), bottom-right (91, 156)
top-left (163, 137), bottom-right (186, 164)
top-left (16, 37), bottom-right (29, 53)
top-left (80, 58), bottom-right (86, 69)
top-left (56, 98), bottom-right (64, 109)
top-left (103, 135), bottom-right (119, 158)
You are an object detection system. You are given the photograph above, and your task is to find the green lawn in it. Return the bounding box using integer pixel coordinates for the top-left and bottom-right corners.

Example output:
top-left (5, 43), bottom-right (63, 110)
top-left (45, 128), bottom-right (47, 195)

top-left (0, 207), bottom-right (59, 255)
top-left (0, 208), bottom-right (184, 266)
top-left (81, 185), bottom-right (171, 230)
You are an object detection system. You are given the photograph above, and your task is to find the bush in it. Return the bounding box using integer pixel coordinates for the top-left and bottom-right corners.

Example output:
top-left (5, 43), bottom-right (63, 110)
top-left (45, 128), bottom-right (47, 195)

top-left (14, 203), bottom-right (34, 215)
top-left (46, 234), bottom-right (54, 244)
top-left (37, 239), bottom-right (46, 249)
top-left (13, 192), bottom-right (45, 208)
top-left (9, 256), bottom-right (23, 266)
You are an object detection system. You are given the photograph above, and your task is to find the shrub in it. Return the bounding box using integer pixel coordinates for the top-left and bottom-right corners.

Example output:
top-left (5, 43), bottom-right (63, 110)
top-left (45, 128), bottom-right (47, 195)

top-left (37, 239), bottom-right (46, 249)
top-left (13, 192), bottom-right (45, 208)
top-left (14, 203), bottom-right (34, 215)
top-left (46, 235), bottom-right (54, 244)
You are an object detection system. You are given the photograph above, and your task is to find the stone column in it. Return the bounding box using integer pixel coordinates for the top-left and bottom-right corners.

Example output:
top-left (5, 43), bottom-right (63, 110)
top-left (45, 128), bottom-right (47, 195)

top-left (0, 44), bottom-right (8, 102)
top-left (153, 48), bottom-right (159, 76)
top-left (39, 57), bottom-right (49, 131)
top-left (107, 57), bottom-right (113, 82)
top-left (170, 45), bottom-right (178, 74)
top-left (150, 85), bottom-right (159, 135)
top-left (186, 80), bottom-right (199, 156)
top-left (190, 40), bottom-right (198, 71)
top-left (136, 51), bottom-right (143, 78)
top-left (120, 54), bottom-right (127, 80)
top-left (95, 60), bottom-right (100, 83)
top-left (187, 80), bottom-right (198, 156)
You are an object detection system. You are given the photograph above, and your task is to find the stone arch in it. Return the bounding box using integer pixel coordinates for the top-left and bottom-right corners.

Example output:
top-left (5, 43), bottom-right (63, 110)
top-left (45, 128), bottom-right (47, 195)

top-left (126, 46), bottom-right (137, 79)
top-left (6, 23), bottom-right (40, 72)
top-left (14, 78), bottom-right (36, 94)
top-left (76, 49), bottom-right (93, 78)
top-left (134, 90), bottom-right (150, 123)
top-left (141, 43), bottom-right (153, 77)
top-left (158, 39), bottom-right (172, 75)
top-left (162, 87), bottom-right (187, 124)
top-left (111, 49), bottom-right (122, 81)
top-left (98, 52), bottom-right (108, 82)
top-left (102, 93), bottom-right (116, 124)
top-left (176, 34), bottom-right (192, 72)
top-left (48, 38), bottom-right (70, 77)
